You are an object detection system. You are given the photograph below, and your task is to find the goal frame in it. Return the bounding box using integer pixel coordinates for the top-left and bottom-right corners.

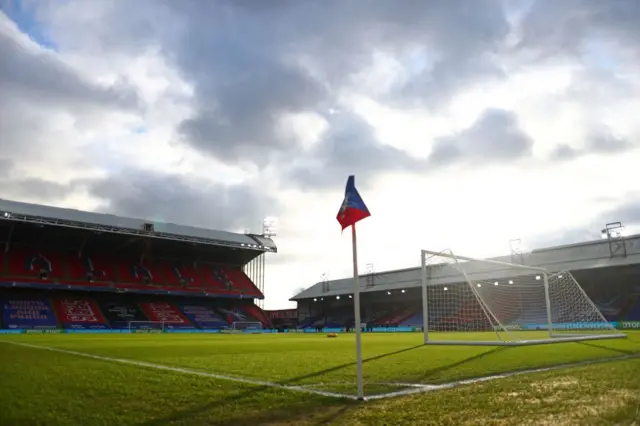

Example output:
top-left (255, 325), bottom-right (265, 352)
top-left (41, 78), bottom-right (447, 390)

top-left (420, 249), bottom-right (626, 346)
top-left (128, 321), bottom-right (165, 333)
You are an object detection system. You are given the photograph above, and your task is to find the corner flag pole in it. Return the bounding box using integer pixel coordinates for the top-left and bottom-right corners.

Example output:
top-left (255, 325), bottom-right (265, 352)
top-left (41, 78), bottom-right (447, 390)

top-left (352, 223), bottom-right (364, 400)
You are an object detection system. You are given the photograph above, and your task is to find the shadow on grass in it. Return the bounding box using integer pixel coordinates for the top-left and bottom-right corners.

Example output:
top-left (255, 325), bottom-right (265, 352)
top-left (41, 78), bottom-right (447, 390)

top-left (412, 346), bottom-right (508, 383)
top-left (138, 344), bottom-right (425, 426)
top-left (577, 340), bottom-right (640, 356)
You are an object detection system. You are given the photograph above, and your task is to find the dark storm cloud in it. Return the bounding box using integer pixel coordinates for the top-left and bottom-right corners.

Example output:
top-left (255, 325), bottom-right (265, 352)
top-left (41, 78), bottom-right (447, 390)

top-left (287, 112), bottom-right (420, 190)
top-left (429, 109), bottom-right (534, 166)
top-left (86, 169), bottom-right (280, 232)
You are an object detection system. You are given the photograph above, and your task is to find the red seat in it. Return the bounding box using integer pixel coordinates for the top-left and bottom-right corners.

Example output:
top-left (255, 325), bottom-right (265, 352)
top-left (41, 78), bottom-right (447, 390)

top-left (7, 249), bottom-right (65, 279)
top-left (83, 255), bottom-right (116, 283)
top-left (194, 264), bottom-right (228, 291)
top-left (224, 268), bottom-right (263, 297)
top-left (66, 254), bottom-right (88, 280)
top-left (155, 262), bottom-right (188, 287)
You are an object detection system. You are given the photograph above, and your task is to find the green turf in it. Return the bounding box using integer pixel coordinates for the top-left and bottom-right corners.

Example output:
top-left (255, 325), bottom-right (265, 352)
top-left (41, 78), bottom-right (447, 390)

top-left (0, 331), bottom-right (639, 425)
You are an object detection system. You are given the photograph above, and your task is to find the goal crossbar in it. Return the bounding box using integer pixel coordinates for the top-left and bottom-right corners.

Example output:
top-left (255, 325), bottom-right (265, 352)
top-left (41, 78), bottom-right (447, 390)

top-left (420, 249), bottom-right (626, 346)
top-left (421, 249), bottom-right (547, 272)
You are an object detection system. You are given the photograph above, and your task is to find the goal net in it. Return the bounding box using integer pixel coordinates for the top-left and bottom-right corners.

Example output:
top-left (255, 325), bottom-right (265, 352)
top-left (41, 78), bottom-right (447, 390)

top-left (128, 321), bottom-right (165, 333)
top-left (421, 249), bottom-right (625, 346)
top-left (231, 321), bottom-right (263, 334)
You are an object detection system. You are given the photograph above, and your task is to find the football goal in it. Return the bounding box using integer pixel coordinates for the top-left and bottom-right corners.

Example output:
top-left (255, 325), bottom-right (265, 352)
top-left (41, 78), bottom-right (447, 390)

top-left (231, 321), bottom-right (263, 333)
top-left (128, 321), bottom-right (165, 333)
top-left (420, 249), bottom-right (626, 346)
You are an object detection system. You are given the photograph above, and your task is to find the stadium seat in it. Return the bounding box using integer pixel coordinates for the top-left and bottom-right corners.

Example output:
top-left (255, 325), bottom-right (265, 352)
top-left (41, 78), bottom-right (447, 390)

top-left (7, 248), bottom-right (65, 280)
top-left (243, 304), bottom-right (271, 328)
top-left (154, 262), bottom-right (184, 288)
top-left (223, 268), bottom-right (263, 297)
top-left (66, 253), bottom-right (90, 281)
top-left (178, 302), bottom-right (229, 328)
top-left (194, 264), bottom-right (232, 292)
top-left (53, 297), bottom-right (110, 329)
top-left (116, 260), bottom-right (160, 286)
top-left (81, 255), bottom-right (116, 284)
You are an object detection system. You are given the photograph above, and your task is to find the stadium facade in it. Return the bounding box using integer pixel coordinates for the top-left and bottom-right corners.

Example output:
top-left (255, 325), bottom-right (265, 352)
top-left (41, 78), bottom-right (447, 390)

top-left (0, 198), bottom-right (276, 332)
top-left (291, 232), bottom-right (640, 330)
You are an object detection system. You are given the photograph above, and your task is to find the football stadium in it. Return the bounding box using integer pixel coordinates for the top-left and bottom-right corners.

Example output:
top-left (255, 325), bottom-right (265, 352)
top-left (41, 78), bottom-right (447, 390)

top-left (0, 198), bottom-right (639, 425)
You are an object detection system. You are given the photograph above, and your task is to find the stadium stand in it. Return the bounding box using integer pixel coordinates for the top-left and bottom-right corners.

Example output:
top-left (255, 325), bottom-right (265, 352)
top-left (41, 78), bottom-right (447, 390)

top-left (0, 198), bottom-right (274, 331)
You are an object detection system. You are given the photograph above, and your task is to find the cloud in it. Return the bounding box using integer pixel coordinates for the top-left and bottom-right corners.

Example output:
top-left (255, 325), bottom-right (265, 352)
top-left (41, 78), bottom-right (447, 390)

top-left (601, 198), bottom-right (640, 227)
top-left (0, 11), bottom-right (140, 184)
top-left (519, 0), bottom-right (640, 59)
top-left (1, 177), bottom-right (77, 203)
top-left (551, 126), bottom-right (632, 160)
top-left (86, 168), bottom-right (280, 232)
top-left (0, 12), bottom-right (137, 110)
top-left (42, 1), bottom-right (511, 172)
top-left (429, 109), bottom-right (533, 166)
top-left (287, 111), bottom-right (421, 190)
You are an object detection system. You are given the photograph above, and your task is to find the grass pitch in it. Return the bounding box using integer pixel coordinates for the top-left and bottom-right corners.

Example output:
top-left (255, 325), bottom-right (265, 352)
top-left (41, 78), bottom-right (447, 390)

top-left (0, 331), bottom-right (639, 425)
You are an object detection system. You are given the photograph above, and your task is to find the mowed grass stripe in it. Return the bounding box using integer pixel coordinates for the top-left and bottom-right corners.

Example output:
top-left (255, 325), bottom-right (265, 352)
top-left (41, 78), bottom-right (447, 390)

top-left (1, 332), bottom-right (639, 425)
top-left (1, 332), bottom-right (638, 392)
top-left (4, 341), bottom-right (357, 400)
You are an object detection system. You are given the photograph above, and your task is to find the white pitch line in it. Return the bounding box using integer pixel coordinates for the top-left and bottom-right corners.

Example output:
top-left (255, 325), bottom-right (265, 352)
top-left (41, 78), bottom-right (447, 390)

top-left (4, 341), bottom-right (357, 401)
top-left (366, 352), bottom-right (640, 400)
top-left (4, 341), bottom-right (639, 402)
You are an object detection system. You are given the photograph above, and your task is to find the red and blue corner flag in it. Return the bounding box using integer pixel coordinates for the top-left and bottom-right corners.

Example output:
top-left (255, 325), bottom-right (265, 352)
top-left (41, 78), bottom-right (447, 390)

top-left (337, 175), bottom-right (371, 231)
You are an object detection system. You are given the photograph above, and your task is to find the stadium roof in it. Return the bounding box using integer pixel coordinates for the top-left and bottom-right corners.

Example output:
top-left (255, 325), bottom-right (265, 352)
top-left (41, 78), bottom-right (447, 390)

top-left (291, 233), bottom-right (640, 301)
top-left (0, 198), bottom-right (276, 252)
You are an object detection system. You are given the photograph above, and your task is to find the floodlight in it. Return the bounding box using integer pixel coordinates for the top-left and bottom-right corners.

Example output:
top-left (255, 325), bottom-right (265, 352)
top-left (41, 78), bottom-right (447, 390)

top-left (313, 298), bottom-right (317, 302)
top-left (336, 296), bottom-right (340, 300)
top-left (262, 217), bottom-right (278, 237)
top-left (536, 275), bottom-right (541, 280)
top-left (443, 287), bottom-right (448, 291)
top-left (401, 289), bottom-right (405, 293)
top-left (387, 291), bottom-right (391, 295)
top-left (348, 295), bottom-right (352, 299)
top-left (477, 283), bottom-right (481, 287)
top-left (508, 280), bottom-right (514, 284)
top-left (494, 281), bottom-right (499, 286)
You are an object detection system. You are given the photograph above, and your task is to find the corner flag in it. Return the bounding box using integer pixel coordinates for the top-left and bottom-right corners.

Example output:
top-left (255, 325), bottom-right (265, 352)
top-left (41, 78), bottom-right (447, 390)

top-left (337, 175), bottom-right (368, 400)
top-left (337, 176), bottom-right (370, 231)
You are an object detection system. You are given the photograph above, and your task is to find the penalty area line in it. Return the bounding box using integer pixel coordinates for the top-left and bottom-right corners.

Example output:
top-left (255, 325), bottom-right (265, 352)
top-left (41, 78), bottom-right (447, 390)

top-left (4, 341), bottom-right (358, 401)
top-left (367, 352), bottom-right (640, 401)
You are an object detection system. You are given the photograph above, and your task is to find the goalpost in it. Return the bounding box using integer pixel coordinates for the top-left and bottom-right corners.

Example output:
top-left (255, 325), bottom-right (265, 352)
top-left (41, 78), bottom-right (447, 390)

top-left (128, 321), bottom-right (165, 333)
top-left (420, 249), bottom-right (626, 346)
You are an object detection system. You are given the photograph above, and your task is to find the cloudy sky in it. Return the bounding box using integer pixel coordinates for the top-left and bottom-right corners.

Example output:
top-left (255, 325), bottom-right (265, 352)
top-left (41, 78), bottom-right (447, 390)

top-left (2, 0), bottom-right (640, 309)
